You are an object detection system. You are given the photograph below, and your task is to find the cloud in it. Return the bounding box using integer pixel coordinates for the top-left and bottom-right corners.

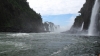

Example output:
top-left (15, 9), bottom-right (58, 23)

top-left (27, 0), bottom-right (85, 15)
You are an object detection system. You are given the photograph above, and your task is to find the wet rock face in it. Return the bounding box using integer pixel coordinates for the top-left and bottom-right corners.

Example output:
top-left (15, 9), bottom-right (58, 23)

top-left (71, 0), bottom-right (95, 30)
top-left (97, 14), bottom-right (100, 34)
top-left (82, 0), bottom-right (95, 30)
top-left (71, 15), bottom-right (83, 30)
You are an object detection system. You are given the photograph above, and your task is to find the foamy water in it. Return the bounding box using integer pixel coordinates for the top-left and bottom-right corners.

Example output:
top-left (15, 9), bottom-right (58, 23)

top-left (0, 33), bottom-right (99, 56)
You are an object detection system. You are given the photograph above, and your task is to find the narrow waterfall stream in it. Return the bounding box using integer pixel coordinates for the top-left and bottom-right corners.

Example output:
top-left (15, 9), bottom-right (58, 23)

top-left (88, 0), bottom-right (100, 36)
top-left (80, 22), bottom-right (84, 31)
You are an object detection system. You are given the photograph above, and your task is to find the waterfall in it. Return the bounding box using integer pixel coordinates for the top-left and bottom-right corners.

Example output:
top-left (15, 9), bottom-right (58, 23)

top-left (80, 22), bottom-right (84, 31)
top-left (88, 0), bottom-right (100, 36)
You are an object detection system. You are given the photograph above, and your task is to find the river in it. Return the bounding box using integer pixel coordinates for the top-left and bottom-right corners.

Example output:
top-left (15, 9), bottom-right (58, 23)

top-left (0, 32), bottom-right (100, 56)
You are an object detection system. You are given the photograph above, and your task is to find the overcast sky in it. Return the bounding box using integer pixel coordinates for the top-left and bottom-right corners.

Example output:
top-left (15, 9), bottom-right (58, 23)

top-left (27, 0), bottom-right (85, 15)
top-left (27, 0), bottom-right (86, 30)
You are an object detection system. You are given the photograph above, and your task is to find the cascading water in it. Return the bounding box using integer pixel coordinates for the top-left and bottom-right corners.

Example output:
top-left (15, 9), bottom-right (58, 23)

top-left (88, 0), bottom-right (100, 36)
top-left (80, 22), bottom-right (84, 31)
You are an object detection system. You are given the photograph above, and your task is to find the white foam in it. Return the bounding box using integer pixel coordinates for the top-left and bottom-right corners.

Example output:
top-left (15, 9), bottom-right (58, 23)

top-left (51, 50), bottom-right (61, 56)
top-left (7, 33), bottom-right (29, 37)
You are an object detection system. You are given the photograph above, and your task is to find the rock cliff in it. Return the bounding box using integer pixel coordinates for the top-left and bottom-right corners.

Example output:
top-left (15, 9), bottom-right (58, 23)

top-left (0, 0), bottom-right (44, 33)
top-left (71, 0), bottom-right (95, 31)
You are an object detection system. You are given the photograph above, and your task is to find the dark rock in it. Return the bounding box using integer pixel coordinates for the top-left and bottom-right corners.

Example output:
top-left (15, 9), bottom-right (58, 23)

top-left (70, 0), bottom-right (95, 31)
top-left (71, 15), bottom-right (83, 30)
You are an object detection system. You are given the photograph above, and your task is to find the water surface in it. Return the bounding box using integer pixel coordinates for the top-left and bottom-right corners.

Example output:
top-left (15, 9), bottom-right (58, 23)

top-left (0, 33), bottom-right (100, 56)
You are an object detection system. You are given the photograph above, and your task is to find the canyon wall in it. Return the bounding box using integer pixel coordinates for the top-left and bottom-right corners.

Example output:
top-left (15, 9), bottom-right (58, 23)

top-left (71, 0), bottom-right (95, 31)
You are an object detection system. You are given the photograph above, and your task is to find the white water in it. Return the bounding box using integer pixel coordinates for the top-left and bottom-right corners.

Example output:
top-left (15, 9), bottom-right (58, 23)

top-left (88, 0), bottom-right (100, 36)
top-left (80, 22), bottom-right (84, 31)
top-left (0, 33), bottom-right (99, 56)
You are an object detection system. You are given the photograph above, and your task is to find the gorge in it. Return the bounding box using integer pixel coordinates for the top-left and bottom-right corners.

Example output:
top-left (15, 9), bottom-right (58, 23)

top-left (0, 0), bottom-right (100, 35)
top-left (0, 0), bottom-right (100, 56)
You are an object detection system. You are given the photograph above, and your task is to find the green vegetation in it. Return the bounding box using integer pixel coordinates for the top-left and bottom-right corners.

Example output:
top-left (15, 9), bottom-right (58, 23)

top-left (0, 0), bottom-right (43, 32)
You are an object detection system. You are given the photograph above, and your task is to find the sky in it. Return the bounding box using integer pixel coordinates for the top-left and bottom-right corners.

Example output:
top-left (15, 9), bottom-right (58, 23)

top-left (27, 0), bottom-right (86, 30)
